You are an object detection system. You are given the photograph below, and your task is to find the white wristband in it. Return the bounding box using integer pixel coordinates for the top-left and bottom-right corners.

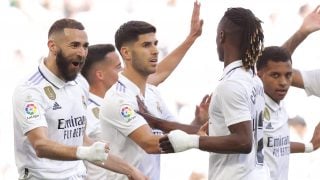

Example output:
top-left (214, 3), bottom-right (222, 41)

top-left (76, 142), bottom-right (109, 162)
top-left (167, 130), bottom-right (199, 152)
top-left (304, 142), bottom-right (314, 153)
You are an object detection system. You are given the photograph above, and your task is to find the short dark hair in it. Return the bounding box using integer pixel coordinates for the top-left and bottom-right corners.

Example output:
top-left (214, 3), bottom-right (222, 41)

top-left (48, 18), bottom-right (85, 38)
top-left (114, 21), bottom-right (156, 52)
top-left (81, 44), bottom-right (115, 82)
top-left (220, 7), bottom-right (264, 71)
top-left (256, 46), bottom-right (292, 71)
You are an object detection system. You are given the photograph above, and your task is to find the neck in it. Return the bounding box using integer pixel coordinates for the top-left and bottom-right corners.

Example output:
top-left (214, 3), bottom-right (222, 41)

top-left (223, 45), bottom-right (241, 68)
top-left (89, 83), bottom-right (108, 98)
top-left (122, 69), bottom-right (148, 96)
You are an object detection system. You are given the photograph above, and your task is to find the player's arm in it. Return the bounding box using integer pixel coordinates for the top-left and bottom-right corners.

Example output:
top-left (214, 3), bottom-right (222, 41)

top-left (147, 1), bottom-right (203, 86)
top-left (128, 124), bottom-right (162, 154)
top-left (82, 135), bottom-right (148, 180)
top-left (136, 111), bottom-right (200, 134)
top-left (135, 95), bottom-right (207, 134)
top-left (160, 82), bottom-right (255, 153)
top-left (27, 127), bottom-right (107, 162)
top-left (281, 5), bottom-right (320, 88)
top-left (160, 121), bottom-right (252, 153)
top-left (291, 122), bottom-right (320, 153)
top-left (27, 127), bottom-right (78, 160)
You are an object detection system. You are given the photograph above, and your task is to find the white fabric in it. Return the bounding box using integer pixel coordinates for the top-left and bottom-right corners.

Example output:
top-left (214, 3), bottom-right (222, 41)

top-left (304, 142), bottom-right (314, 153)
top-left (76, 142), bottom-right (108, 162)
top-left (84, 92), bottom-right (108, 180)
top-left (263, 95), bottom-right (290, 180)
top-left (86, 93), bottom-right (103, 141)
top-left (13, 59), bottom-right (87, 179)
top-left (99, 74), bottom-right (176, 180)
top-left (208, 60), bottom-right (267, 180)
top-left (301, 70), bottom-right (320, 97)
top-left (167, 130), bottom-right (199, 152)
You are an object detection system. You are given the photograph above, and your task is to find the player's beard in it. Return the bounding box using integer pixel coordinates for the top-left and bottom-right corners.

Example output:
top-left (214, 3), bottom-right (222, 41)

top-left (56, 50), bottom-right (80, 81)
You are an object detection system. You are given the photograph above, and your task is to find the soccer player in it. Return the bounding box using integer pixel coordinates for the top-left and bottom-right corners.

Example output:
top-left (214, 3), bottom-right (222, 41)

top-left (159, 7), bottom-right (269, 180)
top-left (256, 46), bottom-right (320, 180)
top-left (81, 1), bottom-right (203, 179)
top-left (12, 18), bottom-right (146, 180)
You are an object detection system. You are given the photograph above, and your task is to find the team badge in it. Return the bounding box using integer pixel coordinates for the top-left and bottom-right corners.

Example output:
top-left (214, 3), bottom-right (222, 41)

top-left (120, 104), bottom-right (136, 122)
top-left (264, 107), bottom-right (270, 121)
top-left (44, 86), bottom-right (56, 100)
top-left (92, 107), bottom-right (100, 119)
top-left (25, 103), bottom-right (40, 120)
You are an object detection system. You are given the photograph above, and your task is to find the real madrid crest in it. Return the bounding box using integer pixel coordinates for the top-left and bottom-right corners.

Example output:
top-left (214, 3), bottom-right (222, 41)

top-left (263, 107), bottom-right (270, 121)
top-left (44, 86), bottom-right (56, 100)
top-left (92, 107), bottom-right (100, 119)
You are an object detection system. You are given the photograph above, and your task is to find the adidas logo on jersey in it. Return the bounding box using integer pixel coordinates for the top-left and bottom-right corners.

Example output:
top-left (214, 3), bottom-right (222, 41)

top-left (53, 102), bottom-right (62, 110)
top-left (265, 122), bottom-right (273, 130)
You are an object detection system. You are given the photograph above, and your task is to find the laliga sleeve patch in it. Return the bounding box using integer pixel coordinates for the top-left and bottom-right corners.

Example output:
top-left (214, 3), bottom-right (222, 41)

top-left (119, 104), bottom-right (136, 122)
top-left (24, 103), bottom-right (40, 120)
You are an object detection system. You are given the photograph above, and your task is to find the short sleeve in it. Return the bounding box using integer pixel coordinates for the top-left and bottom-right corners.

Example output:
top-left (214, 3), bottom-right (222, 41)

top-left (13, 85), bottom-right (48, 134)
top-left (216, 81), bottom-right (252, 126)
top-left (99, 92), bottom-right (146, 137)
top-left (301, 70), bottom-right (320, 97)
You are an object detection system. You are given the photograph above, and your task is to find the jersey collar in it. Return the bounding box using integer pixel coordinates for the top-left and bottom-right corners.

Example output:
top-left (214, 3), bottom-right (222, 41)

top-left (264, 93), bottom-right (283, 112)
top-left (39, 58), bottom-right (77, 89)
top-left (88, 92), bottom-right (103, 106)
top-left (220, 60), bottom-right (244, 80)
top-left (118, 73), bottom-right (141, 95)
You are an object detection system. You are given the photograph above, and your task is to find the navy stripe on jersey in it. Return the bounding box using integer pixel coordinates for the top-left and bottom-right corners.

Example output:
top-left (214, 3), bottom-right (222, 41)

top-left (28, 72), bottom-right (44, 85)
top-left (116, 81), bottom-right (126, 93)
top-left (38, 67), bottom-right (59, 89)
top-left (28, 72), bottom-right (40, 82)
top-left (88, 98), bottom-right (100, 106)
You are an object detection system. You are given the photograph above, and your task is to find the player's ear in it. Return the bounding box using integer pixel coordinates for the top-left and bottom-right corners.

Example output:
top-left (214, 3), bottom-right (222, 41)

top-left (96, 70), bottom-right (103, 80)
top-left (120, 46), bottom-right (131, 61)
top-left (48, 39), bottom-right (58, 55)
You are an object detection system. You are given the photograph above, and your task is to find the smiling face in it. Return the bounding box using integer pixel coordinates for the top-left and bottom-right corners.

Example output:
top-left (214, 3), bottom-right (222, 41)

top-left (128, 33), bottom-right (159, 76)
top-left (54, 28), bottom-right (88, 81)
top-left (258, 60), bottom-right (292, 103)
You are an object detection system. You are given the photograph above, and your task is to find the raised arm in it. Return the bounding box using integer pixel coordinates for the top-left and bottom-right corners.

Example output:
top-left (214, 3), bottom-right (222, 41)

top-left (282, 5), bottom-right (320, 55)
top-left (147, 1), bottom-right (203, 86)
top-left (281, 5), bottom-right (320, 88)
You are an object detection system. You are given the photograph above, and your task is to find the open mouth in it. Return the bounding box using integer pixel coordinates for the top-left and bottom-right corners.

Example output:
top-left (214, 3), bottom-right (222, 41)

top-left (71, 61), bottom-right (84, 67)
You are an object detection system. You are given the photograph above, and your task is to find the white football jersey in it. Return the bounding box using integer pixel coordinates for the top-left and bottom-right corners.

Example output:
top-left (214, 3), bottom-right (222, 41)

top-left (263, 95), bottom-right (290, 180)
top-left (301, 70), bottom-right (320, 97)
top-left (208, 60), bottom-right (267, 180)
top-left (99, 74), bottom-right (175, 180)
top-left (13, 59), bottom-right (87, 179)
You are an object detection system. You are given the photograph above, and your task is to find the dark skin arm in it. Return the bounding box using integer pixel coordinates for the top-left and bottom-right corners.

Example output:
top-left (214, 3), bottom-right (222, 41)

top-left (281, 5), bottom-right (320, 89)
top-left (160, 121), bottom-right (252, 154)
top-left (136, 95), bottom-right (200, 134)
